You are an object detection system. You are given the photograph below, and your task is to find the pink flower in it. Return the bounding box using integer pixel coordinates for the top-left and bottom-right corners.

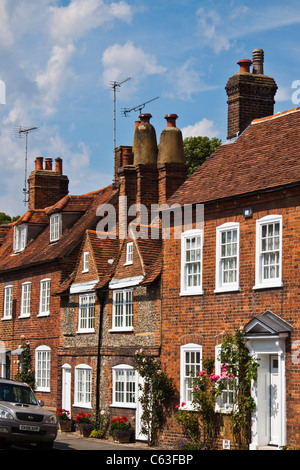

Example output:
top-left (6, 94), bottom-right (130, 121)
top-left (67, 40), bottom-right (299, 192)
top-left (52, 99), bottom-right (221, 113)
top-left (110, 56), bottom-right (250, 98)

top-left (199, 371), bottom-right (205, 376)
top-left (210, 373), bottom-right (220, 382)
top-left (181, 402), bottom-right (186, 407)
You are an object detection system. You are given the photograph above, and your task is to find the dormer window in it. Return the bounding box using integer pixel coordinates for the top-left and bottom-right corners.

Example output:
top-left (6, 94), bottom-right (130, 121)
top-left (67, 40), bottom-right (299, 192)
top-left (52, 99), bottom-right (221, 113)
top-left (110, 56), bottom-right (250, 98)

top-left (50, 214), bottom-right (62, 242)
top-left (83, 251), bottom-right (89, 272)
top-left (125, 242), bottom-right (133, 265)
top-left (13, 225), bottom-right (27, 252)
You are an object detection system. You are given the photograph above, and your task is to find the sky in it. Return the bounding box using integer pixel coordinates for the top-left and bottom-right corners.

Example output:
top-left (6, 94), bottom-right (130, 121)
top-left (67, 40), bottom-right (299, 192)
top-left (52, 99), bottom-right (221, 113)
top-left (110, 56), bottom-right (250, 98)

top-left (0, 0), bottom-right (300, 215)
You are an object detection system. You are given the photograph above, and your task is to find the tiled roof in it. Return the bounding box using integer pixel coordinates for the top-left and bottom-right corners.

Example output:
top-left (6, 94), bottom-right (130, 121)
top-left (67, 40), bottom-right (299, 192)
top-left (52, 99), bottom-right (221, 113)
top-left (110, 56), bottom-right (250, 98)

top-left (0, 184), bottom-right (118, 272)
top-left (167, 107), bottom-right (300, 207)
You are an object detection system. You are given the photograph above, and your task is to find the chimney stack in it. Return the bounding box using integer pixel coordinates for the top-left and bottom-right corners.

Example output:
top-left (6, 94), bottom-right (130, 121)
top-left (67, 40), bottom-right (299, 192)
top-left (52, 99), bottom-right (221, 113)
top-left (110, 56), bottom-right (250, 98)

top-left (225, 49), bottom-right (277, 140)
top-left (28, 157), bottom-right (69, 210)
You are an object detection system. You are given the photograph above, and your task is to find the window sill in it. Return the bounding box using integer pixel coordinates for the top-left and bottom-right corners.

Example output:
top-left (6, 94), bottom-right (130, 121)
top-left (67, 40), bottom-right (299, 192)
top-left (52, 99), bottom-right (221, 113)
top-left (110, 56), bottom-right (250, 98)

top-left (76, 329), bottom-right (95, 334)
top-left (108, 327), bottom-right (134, 333)
top-left (73, 403), bottom-right (92, 409)
top-left (1, 316), bottom-right (12, 321)
top-left (214, 286), bottom-right (240, 294)
top-left (18, 314), bottom-right (30, 319)
top-left (253, 282), bottom-right (283, 290)
top-left (110, 403), bottom-right (136, 409)
top-left (180, 290), bottom-right (204, 297)
top-left (37, 313), bottom-right (50, 318)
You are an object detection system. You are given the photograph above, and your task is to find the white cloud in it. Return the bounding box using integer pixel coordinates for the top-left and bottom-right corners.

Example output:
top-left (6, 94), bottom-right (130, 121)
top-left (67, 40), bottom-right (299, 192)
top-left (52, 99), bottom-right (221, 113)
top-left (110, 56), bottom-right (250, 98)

top-left (49, 0), bottom-right (132, 43)
top-left (35, 43), bottom-right (76, 116)
top-left (196, 2), bottom-right (300, 54)
top-left (102, 40), bottom-right (167, 92)
top-left (182, 118), bottom-right (220, 139)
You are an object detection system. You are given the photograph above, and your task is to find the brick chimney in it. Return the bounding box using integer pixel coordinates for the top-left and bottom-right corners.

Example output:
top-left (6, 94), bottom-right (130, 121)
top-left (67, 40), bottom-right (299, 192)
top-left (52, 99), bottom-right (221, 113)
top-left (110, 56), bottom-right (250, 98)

top-left (225, 49), bottom-right (278, 140)
top-left (157, 114), bottom-right (187, 205)
top-left (28, 157), bottom-right (69, 210)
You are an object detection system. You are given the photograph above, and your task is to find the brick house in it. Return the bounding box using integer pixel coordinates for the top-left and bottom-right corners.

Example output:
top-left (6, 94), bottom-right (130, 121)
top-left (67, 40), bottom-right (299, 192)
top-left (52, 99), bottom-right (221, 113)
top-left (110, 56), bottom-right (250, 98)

top-left (0, 157), bottom-right (117, 412)
top-left (158, 50), bottom-right (300, 449)
top-left (57, 112), bottom-right (186, 438)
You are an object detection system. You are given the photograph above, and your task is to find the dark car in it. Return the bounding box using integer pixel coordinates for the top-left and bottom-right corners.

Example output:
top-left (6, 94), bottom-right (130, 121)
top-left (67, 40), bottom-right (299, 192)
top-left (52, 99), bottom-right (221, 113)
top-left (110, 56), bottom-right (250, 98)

top-left (0, 378), bottom-right (58, 449)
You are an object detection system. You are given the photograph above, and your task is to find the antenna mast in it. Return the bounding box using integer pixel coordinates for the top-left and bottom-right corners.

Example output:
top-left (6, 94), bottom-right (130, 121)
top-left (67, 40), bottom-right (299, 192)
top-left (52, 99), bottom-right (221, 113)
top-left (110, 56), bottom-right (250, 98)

top-left (122, 96), bottom-right (159, 117)
top-left (15, 126), bottom-right (38, 205)
top-left (110, 77), bottom-right (132, 153)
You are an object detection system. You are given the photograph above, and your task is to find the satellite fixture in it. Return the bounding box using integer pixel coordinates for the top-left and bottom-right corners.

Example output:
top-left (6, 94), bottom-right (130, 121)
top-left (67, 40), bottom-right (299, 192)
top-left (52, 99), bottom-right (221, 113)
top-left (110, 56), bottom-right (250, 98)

top-left (15, 126), bottom-right (38, 205)
top-left (122, 96), bottom-right (159, 117)
top-left (110, 77), bottom-right (132, 153)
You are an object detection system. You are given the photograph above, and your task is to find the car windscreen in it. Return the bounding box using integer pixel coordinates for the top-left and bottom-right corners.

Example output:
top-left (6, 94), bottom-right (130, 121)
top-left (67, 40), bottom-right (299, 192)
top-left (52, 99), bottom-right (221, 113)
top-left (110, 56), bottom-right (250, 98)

top-left (0, 383), bottom-right (37, 405)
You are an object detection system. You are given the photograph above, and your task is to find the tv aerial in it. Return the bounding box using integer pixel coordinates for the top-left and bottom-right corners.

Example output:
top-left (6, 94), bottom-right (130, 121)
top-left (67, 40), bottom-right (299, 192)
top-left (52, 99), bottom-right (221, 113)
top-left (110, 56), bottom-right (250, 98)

top-left (110, 77), bottom-right (132, 153)
top-left (15, 126), bottom-right (38, 205)
top-left (122, 96), bottom-right (159, 117)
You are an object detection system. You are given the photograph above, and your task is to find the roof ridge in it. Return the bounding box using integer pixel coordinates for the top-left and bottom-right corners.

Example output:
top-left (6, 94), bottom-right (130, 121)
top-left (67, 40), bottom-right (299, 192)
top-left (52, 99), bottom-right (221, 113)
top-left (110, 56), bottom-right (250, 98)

top-left (251, 106), bottom-right (300, 125)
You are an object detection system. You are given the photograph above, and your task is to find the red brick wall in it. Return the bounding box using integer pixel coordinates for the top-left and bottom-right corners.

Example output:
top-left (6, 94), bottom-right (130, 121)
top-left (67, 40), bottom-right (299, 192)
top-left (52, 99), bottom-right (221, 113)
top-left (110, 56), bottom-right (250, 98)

top-left (159, 186), bottom-right (300, 448)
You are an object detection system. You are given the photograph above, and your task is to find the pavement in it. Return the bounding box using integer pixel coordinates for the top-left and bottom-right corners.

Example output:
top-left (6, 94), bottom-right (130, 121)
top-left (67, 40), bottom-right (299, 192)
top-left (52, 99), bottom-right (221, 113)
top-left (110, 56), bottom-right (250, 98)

top-left (53, 430), bottom-right (158, 451)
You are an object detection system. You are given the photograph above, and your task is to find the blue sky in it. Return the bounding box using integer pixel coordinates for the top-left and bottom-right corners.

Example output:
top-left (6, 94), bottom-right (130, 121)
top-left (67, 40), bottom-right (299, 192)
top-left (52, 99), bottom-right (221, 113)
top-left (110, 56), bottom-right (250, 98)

top-left (0, 0), bottom-right (300, 215)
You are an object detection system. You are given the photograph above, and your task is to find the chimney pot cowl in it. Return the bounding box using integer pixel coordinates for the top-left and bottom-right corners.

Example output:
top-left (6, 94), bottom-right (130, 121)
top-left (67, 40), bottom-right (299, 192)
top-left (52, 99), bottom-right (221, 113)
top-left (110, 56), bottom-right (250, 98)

top-left (237, 59), bottom-right (252, 73)
top-left (139, 113), bottom-right (152, 123)
top-left (164, 114), bottom-right (178, 128)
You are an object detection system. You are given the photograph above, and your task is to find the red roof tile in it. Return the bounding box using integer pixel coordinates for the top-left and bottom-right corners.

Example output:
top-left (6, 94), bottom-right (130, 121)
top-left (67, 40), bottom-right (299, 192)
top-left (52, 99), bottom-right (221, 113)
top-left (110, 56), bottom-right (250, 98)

top-left (167, 107), bottom-right (300, 207)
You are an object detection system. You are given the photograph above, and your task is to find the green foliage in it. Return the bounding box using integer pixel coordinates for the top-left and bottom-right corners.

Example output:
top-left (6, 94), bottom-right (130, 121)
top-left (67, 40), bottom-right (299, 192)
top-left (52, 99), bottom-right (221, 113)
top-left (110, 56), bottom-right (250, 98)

top-left (109, 416), bottom-right (132, 440)
top-left (218, 330), bottom-right (259, 449)
top-left (183, 136), bottom-right (221, 177)
top-left (175, 330), bottom-right (259, 450)
top-left (0, 212), bottom-right (20, 224)
top-left (14, 337), bottom-right (36, 390)
top-left (175, 359), bottom-right (222, 450)
top-left (134, 349), bottom-right (175, 446)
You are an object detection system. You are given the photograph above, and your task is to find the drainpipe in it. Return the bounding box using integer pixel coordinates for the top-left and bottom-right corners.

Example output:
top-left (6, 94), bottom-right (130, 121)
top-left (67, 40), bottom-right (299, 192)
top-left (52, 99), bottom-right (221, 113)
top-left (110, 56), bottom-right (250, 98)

top-left (95, 290), bottom-right (107, 422)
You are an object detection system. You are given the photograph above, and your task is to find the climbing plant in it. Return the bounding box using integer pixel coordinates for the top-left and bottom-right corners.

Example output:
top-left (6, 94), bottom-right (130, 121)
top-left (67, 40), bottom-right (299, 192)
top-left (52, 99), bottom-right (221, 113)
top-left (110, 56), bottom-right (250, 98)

top-left (15, 337), bottom-right (36, 390)
top-left (134, 349), bottom-right (175, 446)
top-left (218, 330), bottom-right (259, 449)
top-left (175, 330), bottom-right (259, 450)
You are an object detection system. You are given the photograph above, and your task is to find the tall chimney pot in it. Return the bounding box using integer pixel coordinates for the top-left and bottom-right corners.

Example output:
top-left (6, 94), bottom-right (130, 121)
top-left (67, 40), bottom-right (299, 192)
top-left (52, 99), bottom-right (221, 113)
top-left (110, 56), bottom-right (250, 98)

top-left (55, 157), bottom-right (63, 174)
top-left (165, 114), bottom-right (178, 128)
top-left (35, 156), bottom-right (43, 171)
top-left (237, 59), bottom-right (252, 73)
top-left (252, 48), bottom-right (264, 74)
top-left (45, 158), bottom-right (52, 170)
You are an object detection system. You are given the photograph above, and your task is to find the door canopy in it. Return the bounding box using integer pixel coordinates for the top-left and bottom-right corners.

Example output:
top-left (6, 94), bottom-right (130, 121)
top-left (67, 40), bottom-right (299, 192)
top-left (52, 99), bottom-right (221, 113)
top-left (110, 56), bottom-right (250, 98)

top-left (243, 310), bottom-right (293, 337)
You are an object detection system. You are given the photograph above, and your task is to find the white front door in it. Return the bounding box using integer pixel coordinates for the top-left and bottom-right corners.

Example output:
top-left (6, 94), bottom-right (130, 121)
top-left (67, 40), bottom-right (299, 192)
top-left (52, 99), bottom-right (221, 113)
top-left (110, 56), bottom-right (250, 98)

top-left (135, 375), bottom-right (148, 441)
top-left (62, 364), bottom-right (71, 412)
top-left (257, 354), bottom-right (280, 447)
top-left (270, 355), bottom-right (280, 445)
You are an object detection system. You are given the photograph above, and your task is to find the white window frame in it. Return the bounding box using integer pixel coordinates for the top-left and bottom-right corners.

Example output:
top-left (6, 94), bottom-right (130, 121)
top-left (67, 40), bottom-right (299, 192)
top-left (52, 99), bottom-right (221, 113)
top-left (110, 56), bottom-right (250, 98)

top-left (19, 282), bottom-right (31, 318)
top-left (35, 345), bottom-right (51, 392)
top-left (82, 251), bottom-right (89, 272)
top-left (112, 364), bottom-right (137, 408)
top-left (180, 344), bottom-right (202, 409)
top-left (180, 229), bottom-right (203, 296)
top-left (215, 344), bottom-right (236, 413)
top-left (125, 242), bottom-right (133, 265)
top-left (13, 225), bottom-right (27, 252)
top-left (215, 222), bottom-right (240, 293)
top-left (254, 215), bottom-right (283, 289)
top-left (50, 213), bottom-right (62, 242)
top-left (78, 292), bottom-right (95, 333)
top-left (3, 285), bottom-right (13, 320)
top-left (112, 288), bottom-right (133, 331)
top-left (74, 364), bottom-right (92, 408)
top-left (38, 279), bottom-right (51, 317)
